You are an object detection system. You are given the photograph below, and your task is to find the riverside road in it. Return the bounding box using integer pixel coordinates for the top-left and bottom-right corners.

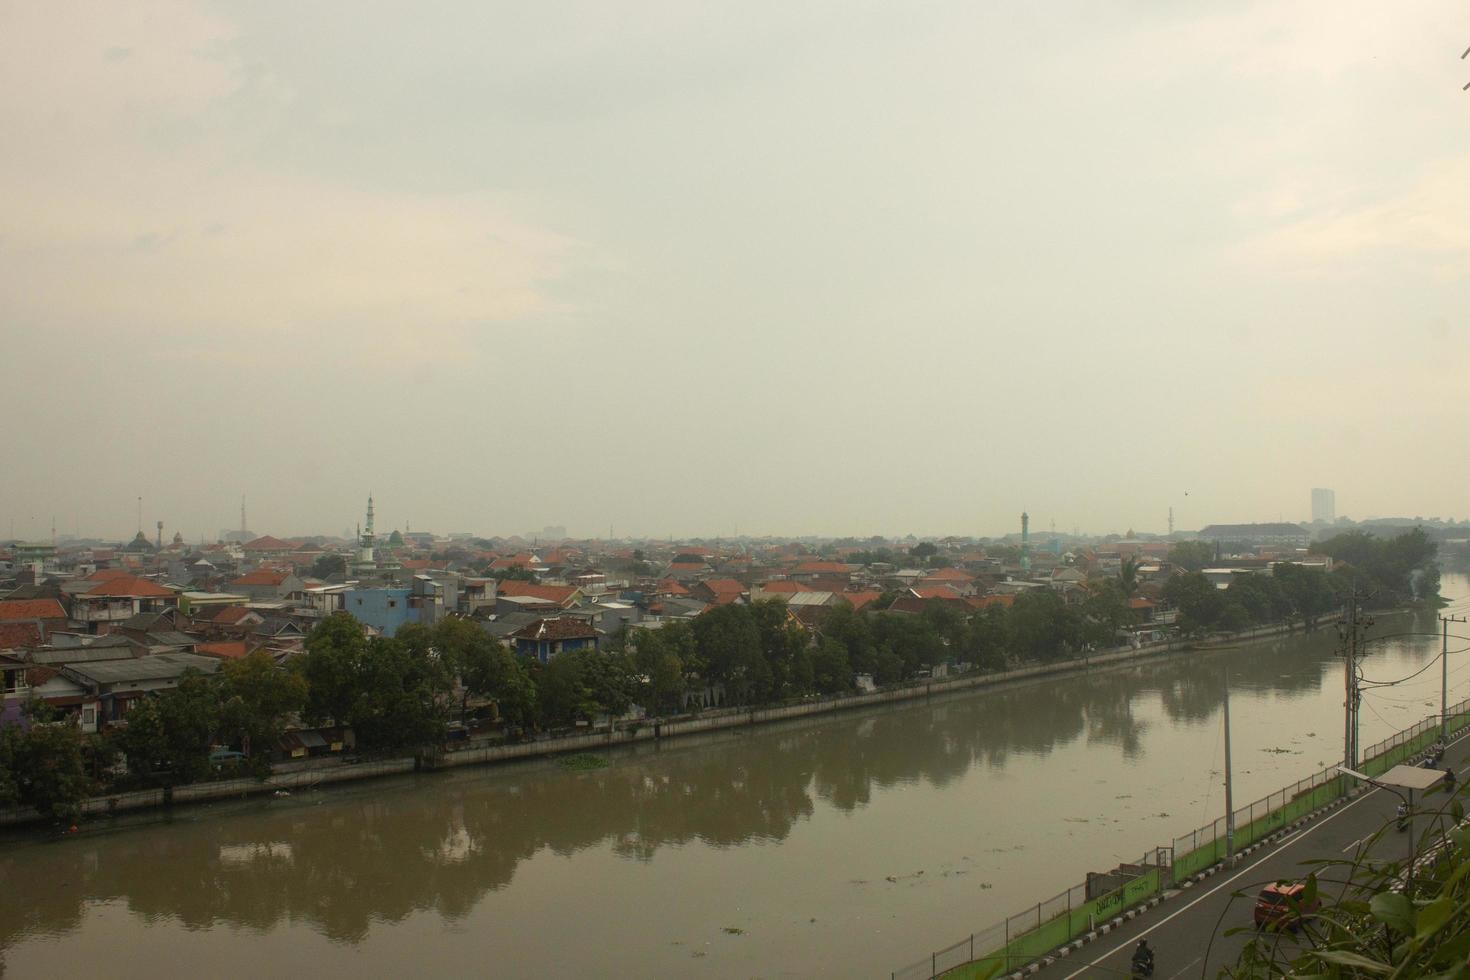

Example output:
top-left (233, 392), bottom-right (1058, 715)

top-left (1033, 740), bottom-right (1468, 979)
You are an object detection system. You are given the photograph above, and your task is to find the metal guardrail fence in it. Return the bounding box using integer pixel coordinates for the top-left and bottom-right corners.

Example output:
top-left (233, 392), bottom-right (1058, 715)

top-left (893, 697), bottom-right (1470, 980)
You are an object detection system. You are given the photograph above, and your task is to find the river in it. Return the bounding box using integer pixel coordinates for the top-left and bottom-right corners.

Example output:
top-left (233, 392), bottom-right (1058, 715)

top-left (4, 574), bottom-right (1468, 979)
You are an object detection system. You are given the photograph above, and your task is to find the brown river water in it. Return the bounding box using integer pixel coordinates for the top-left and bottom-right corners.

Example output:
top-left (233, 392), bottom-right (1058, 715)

top-left (4, 574), bottom-right (1468, 978)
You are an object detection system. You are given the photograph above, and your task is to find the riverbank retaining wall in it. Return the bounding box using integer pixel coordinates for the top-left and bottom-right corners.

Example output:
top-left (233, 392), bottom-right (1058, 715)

top-left (0, 620), bottom-right (1297, 828)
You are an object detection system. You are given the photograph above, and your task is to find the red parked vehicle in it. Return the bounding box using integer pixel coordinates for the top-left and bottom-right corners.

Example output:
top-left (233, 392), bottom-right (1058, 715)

top-left (1253, 882), bottom-right (1320, 930)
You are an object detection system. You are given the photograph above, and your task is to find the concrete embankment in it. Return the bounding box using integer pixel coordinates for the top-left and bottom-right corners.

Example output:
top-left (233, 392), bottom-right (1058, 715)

top-left (0, 621), bottom-right (1307, 828)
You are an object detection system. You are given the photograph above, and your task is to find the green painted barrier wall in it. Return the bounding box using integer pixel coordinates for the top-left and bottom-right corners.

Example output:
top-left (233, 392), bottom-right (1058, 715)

top-left (925, 706), bottom-right (1470, 980)
top-left (945, 868), bottom-right (1162, 979)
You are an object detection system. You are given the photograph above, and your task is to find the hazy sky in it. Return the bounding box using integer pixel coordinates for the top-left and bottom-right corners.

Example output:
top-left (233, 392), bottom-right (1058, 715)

top-left (3, 2), bottom-right (1468, 542)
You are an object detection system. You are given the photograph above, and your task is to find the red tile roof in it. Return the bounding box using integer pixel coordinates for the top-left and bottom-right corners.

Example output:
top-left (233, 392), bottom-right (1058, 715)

top-left (511, 617), bottom-right (599, 641)
top-left (0, 622), bottom-right (44, 649)
top-left (842, 591), bottom-right (883, 612)
top-left (969, 594), bottom-right (1016, 610)
top-left (495, 581), bottom-right (580, 605)
top-left (653, 579), bottom-right (690, 596)
top-left (0, 599), bottom-right (68, 621)
top-left (697, 579), bottom-right (746, 605)
top-left (86, 568), bottom-right (134, 582)
top-left (912, 586), bottom-right (962, 600)
top-left (210, 606), bottom-right (256, 624)
top-left (84, 575), bottom-right (174, 598)
top-left (243, 535), bottom-right (291, 551)
top-left (794, 561), bottom-right (852, 574)
top-left (196, 641), bottom-right (250, 659)
top-left (924, 567), bottom-right (975, 581)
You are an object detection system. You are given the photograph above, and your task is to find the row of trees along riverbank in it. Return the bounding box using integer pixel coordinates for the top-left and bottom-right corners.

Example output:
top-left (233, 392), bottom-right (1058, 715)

top-left (1, 529), bottom-right (1440, 825)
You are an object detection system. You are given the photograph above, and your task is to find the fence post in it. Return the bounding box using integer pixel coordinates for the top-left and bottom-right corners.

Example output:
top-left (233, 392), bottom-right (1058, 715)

top-left (1004, 918), bottom-right (1009, 973)
top-left (932, 952), bottom-right (936, 978)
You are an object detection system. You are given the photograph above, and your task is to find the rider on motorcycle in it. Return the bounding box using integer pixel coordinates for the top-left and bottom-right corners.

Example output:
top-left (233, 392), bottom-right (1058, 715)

top-left (1131, 939), bottom-right (1155, 977)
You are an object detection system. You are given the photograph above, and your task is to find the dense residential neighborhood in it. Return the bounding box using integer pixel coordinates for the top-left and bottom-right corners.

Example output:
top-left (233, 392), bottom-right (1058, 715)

top-left (0, 499), bottom-right (1447, 823)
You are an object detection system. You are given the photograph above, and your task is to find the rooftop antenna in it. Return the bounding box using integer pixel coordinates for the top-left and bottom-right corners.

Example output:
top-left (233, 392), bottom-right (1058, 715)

top-left (137, 496), bottom-right (143, 535)
top-left (241, 494), bottom-right (247, 538)
top-left (1020, 510), bottom-right (1031, 574)
top-left (1169, 506), bottom-right (1174, 536)
top-left (156, 520), bottom-right (163, 550)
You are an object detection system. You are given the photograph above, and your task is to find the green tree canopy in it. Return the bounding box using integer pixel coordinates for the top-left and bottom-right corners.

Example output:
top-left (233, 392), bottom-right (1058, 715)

top-left (1167, 540), bottom-right (1215, 573)
top-left (310, 553), bottom-right (347, 580)
top-left (218, 651), bottom-right (308, 769)
top-left (2, 720), bottom-right (90, 823)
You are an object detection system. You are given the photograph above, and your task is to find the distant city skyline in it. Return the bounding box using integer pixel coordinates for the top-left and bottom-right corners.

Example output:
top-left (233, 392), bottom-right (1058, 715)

top-left (5, 489), bottom-right (1462, 546)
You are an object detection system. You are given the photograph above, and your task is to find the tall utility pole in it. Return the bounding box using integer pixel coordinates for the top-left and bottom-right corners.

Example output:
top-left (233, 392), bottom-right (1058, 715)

top-left (1340, 592), bottom-right (1371, 771)
top-left (1443, 615), bottom-right (1467, 740)
top-left (1223, 667), bottom-right (1235, 862)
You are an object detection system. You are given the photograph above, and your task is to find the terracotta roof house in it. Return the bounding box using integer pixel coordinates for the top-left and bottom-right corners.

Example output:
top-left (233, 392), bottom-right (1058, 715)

top-left (0, 598), bottom-right (69, 625)
top-left (842, 591), bottom-right (883, 613)
top-left (229, 568), bottom-right (305, 601)
top-left (204, 605), bottom-right (265, 629)
top-left (663, 561), bottom-right (709, 582)
top-left (689, 578), bottom-right (746, 606)
top-left (494, 581), bottom-right (583, 608)
top-left (243, 535), bottom-right (293, 554)
top-left (196, 641), bottom-right (252, 659)
top-left (750, 580), bottom-right (812, 602)
top-left (912, 586), bottom-right (964, 601)
top-left (70, 575), bottom-right (178, 632)
top-left (0, 622), bottom-right (45, 651)
top-left (509, 617), bottom-right (599, 663)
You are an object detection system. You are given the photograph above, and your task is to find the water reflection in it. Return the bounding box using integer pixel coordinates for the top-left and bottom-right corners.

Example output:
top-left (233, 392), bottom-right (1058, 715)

top-left (0, 611), bottom-right (1436, 956)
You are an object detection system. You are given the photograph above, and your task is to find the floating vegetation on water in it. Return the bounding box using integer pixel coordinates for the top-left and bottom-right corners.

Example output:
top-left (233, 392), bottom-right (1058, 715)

top-left (559, 753), bottom-right (608, 771)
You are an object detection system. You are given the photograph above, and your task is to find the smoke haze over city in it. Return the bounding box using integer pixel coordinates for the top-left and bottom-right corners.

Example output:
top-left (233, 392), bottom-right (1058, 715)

top-left (3, 2), bottom-right (1468, 540)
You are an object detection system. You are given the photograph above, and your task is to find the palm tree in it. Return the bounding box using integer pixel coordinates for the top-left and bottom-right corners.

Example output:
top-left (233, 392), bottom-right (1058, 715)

top-left (1119, 555), bottom-right (1140, 599)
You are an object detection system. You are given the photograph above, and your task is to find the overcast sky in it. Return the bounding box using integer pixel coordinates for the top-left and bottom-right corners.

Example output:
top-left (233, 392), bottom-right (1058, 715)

top-left (3, 1), bottom-right (1468, 542)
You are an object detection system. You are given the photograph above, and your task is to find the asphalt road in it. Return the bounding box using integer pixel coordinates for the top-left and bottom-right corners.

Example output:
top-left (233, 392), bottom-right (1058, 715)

top-left (1029, 738), bottom-right (1466, 979)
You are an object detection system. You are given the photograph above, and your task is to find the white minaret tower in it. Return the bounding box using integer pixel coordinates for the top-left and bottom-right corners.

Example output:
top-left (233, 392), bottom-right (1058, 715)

top-left (353, 495), bottom-right (377, 573)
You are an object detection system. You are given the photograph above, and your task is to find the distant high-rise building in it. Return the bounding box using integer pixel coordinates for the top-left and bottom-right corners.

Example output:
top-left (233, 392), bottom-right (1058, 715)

top-left (1311, 488), bottom-right (1336, 524)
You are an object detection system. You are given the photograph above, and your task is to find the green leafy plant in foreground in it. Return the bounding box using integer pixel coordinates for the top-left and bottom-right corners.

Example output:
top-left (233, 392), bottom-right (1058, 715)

top-left (1226, 787), bottom-right (1470, 978)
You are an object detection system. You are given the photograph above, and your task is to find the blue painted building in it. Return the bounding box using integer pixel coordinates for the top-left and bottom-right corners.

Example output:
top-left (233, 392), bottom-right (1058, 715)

top-left (344, 587), bottom-right (413, 637)
top-left (509, 617), bottom-right (599, 664)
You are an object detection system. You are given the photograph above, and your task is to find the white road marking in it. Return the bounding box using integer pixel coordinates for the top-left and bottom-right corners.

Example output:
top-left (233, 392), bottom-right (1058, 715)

top-left (1166, 955), bottom-right (1202, 978)
top-left (1057, 788), bottom-right (1382, 980)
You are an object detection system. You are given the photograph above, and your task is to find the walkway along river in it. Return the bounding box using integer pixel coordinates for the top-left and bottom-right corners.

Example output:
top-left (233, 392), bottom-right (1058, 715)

top-left (3, 575), bottom-right (1467, 979)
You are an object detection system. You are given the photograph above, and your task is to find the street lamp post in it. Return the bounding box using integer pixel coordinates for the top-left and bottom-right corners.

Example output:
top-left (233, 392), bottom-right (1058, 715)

top-left (1338, 764), bottom-right (1447, 899)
